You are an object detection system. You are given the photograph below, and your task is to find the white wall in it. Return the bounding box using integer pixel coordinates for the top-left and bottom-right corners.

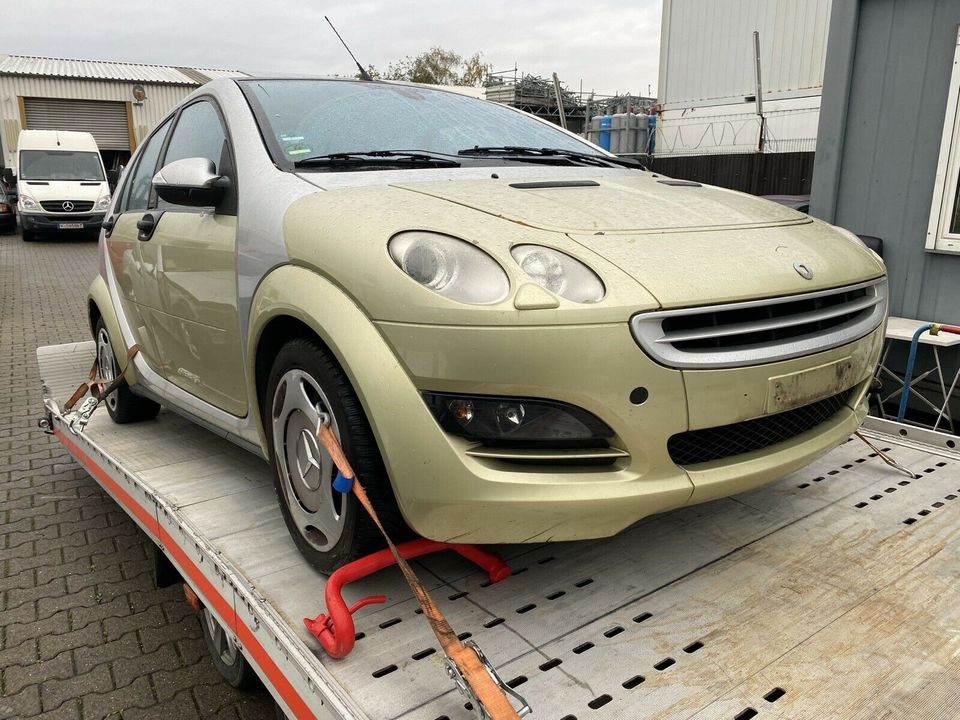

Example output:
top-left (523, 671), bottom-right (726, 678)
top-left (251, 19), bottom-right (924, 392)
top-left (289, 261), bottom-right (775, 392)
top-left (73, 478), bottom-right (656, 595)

top-left (0, 75), bottom-right (194, 167)
top-left (656, 0), bottom-right (831, 155)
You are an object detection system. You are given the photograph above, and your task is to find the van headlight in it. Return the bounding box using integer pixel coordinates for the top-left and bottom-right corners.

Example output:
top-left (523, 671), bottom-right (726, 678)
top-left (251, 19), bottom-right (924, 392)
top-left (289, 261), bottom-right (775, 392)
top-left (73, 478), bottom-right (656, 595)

top-left (19, 195), bottom-right (38, 211)
top-left (389, 231), bottom-right (510, 304)
top-left (95, 194), bottom-right (111, 211)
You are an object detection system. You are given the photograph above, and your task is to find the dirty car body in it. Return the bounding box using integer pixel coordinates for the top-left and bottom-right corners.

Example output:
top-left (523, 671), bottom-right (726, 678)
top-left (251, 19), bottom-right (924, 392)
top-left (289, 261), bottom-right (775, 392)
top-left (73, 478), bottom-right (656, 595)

top-left (89, 77), bottom-right (887, 570)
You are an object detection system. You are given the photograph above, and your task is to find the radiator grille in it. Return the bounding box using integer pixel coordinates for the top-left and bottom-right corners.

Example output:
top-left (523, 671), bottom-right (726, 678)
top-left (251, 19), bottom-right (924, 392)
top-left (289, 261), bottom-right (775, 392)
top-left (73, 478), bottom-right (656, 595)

top-left (631, 278), bottom-right (887, 369)
top-left (40, 200), bottom-right (94, 212)
top-left (667, 391), bottom-right (850, 466)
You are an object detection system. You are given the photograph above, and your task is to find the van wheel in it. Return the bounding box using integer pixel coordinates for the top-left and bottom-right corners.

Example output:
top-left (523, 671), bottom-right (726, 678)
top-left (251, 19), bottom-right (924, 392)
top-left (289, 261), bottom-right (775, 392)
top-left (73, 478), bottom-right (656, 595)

top-left (95, 318), bottom-right (160, 423)
top-left (265, 337), bottom-right (407, 573)
top-left (22, 229), bottom-right (35, 242)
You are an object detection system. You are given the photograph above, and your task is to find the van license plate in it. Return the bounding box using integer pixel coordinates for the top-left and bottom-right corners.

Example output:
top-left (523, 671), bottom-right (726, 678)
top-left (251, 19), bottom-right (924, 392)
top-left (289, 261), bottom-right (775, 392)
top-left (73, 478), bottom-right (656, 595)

top-left (58, 223), bottom-right (83, 229)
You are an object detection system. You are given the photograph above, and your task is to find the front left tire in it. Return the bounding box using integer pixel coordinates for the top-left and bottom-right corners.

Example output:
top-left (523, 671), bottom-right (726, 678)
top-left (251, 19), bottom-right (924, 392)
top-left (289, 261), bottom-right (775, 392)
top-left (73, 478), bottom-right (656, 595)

top-left (265, 337), bottom-right (406, 573)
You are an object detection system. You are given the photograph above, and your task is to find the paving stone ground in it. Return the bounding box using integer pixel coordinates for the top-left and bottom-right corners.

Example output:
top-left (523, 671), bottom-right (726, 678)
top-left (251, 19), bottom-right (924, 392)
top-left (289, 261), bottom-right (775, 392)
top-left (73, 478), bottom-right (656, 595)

top-left (0, 228), bottom-right (276, 719)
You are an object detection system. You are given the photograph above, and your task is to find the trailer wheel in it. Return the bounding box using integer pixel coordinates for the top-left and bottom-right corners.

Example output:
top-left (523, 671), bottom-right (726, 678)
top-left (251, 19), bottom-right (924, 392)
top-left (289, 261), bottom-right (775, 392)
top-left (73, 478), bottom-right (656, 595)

top-left (200, 607), bottom-right (256, 689)
top-left (95, 318), bottom-right (161, 423)
top-left (265, 337), bottom-right (406, 573)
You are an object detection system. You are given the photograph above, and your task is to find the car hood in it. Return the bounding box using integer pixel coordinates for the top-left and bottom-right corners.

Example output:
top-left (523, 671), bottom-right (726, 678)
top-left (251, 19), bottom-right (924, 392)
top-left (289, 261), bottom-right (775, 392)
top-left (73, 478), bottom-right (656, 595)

top-left (393, 174), bottom-right (884, 307)
top-left (19, 180), bottom-right (107, 203)
top-left (393, 174), bottom-right (803, 233)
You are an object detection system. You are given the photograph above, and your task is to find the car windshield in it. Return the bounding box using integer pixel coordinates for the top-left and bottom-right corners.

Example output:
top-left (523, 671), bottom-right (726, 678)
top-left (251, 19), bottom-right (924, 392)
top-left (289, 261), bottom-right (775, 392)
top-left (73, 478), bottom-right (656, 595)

top-left (242, 79), bottom-right (598, 167)
top-left (19, 150), bottom-right (104, 181)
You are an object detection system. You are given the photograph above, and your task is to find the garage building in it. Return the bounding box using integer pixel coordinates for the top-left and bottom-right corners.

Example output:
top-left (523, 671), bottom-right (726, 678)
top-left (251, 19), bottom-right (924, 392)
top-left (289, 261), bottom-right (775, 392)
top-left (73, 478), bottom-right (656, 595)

top-left (0, 54), bottom-right (246, 176)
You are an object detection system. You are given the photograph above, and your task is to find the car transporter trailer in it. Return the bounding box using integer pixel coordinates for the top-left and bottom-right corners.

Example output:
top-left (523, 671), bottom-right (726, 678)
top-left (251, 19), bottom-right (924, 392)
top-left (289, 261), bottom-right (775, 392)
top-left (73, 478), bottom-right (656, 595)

top-left (37, 341), bottom-right (960, 720)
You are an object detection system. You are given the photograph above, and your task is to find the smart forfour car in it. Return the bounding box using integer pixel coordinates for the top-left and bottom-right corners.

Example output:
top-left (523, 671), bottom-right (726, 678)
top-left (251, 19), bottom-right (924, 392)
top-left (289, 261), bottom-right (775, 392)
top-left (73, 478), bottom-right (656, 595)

top-left (89, 77), bottom-right (888, 571)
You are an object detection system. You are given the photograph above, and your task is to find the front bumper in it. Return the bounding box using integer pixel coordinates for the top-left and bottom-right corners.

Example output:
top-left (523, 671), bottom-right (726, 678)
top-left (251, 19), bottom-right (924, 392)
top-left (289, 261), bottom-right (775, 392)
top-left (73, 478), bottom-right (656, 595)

top-left (20, 211), bottom-right (105, 232)
top-left (369, 320), bottom-right (884, 544)
top-left (0, 212), bottom-right (15, 230)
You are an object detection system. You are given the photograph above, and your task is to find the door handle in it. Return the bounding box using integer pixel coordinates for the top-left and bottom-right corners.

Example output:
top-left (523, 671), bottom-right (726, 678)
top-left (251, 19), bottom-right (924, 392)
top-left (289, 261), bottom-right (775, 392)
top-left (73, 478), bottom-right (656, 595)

top-left (136, 211), bottom-right (164, 241)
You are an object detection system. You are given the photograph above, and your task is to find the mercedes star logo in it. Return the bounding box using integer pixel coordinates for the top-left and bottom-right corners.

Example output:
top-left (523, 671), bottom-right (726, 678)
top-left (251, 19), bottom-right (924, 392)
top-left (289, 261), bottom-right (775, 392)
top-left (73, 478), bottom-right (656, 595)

top-left (62, 201), bottom-right (74, 212)
top-left (793, 262), bottom-right (814, 280)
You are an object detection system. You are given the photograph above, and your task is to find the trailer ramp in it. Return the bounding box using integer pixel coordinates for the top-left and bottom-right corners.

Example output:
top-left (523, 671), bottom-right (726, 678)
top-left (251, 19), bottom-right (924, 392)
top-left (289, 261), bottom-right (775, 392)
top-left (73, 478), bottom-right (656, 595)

top-left (38, 342), bottom-right (960, 720)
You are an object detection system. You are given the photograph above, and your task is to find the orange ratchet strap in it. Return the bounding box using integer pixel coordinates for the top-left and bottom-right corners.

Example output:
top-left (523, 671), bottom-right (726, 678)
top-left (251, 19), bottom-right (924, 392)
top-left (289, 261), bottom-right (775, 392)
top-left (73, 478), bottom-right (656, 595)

top-left (64, 345), bottom-right (140, 411)
top-left (316, 422), bottom-right (525, 720)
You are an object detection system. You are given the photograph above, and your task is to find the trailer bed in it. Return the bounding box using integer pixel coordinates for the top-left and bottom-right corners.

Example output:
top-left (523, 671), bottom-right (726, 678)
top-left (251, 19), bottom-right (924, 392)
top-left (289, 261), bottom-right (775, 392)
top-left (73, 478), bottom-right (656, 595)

top-left (38, 341), bottom-right (960, 720)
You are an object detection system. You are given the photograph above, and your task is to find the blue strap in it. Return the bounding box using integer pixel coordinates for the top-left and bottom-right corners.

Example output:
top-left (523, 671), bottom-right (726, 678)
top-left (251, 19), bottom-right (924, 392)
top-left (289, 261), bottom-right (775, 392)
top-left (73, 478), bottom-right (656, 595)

top-left (333, 471), bottom-right (354, 494)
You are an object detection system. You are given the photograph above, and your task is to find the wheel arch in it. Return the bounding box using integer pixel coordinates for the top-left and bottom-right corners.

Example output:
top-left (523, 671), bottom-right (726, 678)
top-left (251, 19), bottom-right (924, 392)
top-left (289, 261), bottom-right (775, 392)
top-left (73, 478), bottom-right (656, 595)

top-left (246, 265), bottom-right (408, 467)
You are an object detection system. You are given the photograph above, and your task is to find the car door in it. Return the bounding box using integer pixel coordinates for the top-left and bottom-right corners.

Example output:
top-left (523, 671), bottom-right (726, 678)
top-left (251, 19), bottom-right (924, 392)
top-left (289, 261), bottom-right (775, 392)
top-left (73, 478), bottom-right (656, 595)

top-left (102, 117), bottom-right (172, 373)
top-left (138, 98), bottom-right (247, 417)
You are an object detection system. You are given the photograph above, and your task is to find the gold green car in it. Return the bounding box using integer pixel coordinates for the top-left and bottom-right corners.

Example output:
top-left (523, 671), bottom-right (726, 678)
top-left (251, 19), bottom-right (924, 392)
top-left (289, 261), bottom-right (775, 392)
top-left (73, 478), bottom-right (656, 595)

top-left (89, 77), bottom-right (888, 571)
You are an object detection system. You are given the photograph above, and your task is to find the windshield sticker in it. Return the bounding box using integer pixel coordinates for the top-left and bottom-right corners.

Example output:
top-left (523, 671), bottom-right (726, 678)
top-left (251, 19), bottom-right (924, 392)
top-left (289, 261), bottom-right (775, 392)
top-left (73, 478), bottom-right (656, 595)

top-left (279, 133), bottom-right (305, 143)
top-left (285, 143), bottom-right (312, 156)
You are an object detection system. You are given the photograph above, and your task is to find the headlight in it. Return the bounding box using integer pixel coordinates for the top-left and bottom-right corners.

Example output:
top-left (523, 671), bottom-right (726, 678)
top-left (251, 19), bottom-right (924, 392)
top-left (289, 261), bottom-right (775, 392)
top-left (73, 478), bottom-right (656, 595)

top-left (19, 195), bottom-right (38, 211)
top-left (511, 245), bottom-right (605, 303)
top-left (423, 392), bottom-right (614, 443)
top-left (389, 231), bottom-right (509, 304)
top-left (95, 194), bottom-right (111, 211)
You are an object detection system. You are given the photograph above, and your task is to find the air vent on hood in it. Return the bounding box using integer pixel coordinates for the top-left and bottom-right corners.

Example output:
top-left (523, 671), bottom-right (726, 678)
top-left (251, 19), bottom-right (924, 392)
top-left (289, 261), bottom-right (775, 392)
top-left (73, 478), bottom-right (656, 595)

top-left (509, 180), bottom-right (600, 189)
top-left (630, 277), bottom-right (888, 369)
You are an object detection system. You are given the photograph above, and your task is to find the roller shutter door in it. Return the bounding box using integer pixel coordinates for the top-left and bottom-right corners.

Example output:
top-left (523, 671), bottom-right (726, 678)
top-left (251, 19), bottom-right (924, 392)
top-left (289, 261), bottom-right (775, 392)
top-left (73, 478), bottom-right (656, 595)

top-left (23, 98), bottom-right (130, 150)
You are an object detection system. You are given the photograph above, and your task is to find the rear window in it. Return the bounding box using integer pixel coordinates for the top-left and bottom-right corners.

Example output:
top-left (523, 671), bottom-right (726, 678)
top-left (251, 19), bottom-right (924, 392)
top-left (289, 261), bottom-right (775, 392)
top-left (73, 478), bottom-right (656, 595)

top-left (19, 150), bottom-right (104, 181)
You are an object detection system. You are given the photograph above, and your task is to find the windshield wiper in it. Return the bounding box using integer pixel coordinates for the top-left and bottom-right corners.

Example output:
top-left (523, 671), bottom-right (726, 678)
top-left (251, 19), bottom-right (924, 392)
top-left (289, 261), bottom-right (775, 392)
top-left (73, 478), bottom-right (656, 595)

top-left (294, 151), bottom-right (461, 169)
top-left (457, 146), bottom-right (645, 169)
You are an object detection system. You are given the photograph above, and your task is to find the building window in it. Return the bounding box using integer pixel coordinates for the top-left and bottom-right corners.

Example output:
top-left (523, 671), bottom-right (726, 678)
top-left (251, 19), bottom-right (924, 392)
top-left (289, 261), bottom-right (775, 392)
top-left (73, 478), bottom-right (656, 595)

top-left (927, 27), bottom-right (960, 253)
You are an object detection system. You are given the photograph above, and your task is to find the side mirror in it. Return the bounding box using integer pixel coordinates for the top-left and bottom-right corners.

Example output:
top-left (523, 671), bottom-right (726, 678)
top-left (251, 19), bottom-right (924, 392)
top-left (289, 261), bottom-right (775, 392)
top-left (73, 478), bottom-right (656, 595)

top-left (1, 167), bottom-right (15, 185)
top-left (152, 157), bottom-right (229, 208)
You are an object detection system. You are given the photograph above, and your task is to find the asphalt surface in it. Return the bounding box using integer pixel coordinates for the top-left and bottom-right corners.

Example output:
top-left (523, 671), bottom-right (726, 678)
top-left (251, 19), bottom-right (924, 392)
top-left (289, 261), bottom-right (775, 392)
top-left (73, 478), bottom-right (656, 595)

top-left (0, 226), bottom-right (276, 719)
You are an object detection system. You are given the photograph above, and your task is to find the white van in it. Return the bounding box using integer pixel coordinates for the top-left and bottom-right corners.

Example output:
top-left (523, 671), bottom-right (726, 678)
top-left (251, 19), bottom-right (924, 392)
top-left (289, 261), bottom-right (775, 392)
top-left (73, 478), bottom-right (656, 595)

top-left (13, 130), bottom-right (111, 241)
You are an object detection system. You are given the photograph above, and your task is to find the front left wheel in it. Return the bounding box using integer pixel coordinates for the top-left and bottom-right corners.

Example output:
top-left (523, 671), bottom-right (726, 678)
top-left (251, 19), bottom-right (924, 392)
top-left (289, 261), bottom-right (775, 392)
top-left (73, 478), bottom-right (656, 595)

top-left (265, 337), bottom-right (406, 573)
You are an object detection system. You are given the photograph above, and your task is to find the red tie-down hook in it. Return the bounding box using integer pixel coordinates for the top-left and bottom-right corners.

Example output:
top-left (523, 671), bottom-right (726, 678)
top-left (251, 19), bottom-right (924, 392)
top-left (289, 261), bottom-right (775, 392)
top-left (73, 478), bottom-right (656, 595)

top-left (304, 538), bottom-right (512, 658)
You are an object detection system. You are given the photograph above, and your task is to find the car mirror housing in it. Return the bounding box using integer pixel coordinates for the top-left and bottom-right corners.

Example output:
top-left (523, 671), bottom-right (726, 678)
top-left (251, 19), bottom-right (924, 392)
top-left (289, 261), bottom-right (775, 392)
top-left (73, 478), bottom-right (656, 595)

top-left (153, 157), bottom-right (229, 208)
top-left (1, 167), bottom-right (15, 185)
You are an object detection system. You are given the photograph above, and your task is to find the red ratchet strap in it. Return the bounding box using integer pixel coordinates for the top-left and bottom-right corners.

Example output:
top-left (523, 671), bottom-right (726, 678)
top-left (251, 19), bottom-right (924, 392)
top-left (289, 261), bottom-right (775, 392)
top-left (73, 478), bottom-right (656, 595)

top-left (315, 423), bottom-right (523, 720)
top-left (64, 345), bottom-right (140, 411)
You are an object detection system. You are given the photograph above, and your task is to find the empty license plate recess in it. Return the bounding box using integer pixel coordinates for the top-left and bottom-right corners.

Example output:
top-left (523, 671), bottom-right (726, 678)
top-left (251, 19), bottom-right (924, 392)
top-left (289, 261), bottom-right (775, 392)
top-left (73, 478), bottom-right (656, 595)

top-left (767, 356), bottom-right (859, 413)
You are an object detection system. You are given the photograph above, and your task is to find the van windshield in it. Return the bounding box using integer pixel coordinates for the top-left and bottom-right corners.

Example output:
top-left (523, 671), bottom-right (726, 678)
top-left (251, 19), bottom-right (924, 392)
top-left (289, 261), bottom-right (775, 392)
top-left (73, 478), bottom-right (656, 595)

top-left (19, 150), bottom-right (104, 181)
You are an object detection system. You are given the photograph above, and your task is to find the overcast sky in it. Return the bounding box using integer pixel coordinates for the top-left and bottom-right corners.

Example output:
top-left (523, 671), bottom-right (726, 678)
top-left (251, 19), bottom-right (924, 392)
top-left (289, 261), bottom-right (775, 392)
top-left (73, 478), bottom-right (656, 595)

top-left (2, 0), bottom-right (662, 97)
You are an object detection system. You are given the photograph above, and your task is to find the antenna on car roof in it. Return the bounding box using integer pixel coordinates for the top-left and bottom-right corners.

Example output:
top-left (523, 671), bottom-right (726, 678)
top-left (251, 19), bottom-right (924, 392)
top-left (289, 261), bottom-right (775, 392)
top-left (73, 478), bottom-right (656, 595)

top-left (324, 16), bottom-right (373, 81)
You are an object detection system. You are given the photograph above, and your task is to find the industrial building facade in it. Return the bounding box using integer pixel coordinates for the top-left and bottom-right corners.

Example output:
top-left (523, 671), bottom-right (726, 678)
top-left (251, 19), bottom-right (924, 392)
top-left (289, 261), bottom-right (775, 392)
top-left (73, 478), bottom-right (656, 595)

top-left (0, 54), bottom-right (245, 175)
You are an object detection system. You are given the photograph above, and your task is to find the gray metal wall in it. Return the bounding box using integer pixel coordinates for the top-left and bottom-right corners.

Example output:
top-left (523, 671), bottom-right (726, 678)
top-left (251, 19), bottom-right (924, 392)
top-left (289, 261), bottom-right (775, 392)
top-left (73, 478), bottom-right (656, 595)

top-left (810, 0), bottom-right (960, 321)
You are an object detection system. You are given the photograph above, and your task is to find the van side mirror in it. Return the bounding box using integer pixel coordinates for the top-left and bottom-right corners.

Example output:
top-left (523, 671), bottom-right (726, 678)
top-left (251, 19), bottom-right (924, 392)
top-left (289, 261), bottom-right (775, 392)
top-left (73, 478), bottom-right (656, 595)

top-left (1, 167), bottom-right (15, 185)
top-left (152, 157), bottom-right (229, 208)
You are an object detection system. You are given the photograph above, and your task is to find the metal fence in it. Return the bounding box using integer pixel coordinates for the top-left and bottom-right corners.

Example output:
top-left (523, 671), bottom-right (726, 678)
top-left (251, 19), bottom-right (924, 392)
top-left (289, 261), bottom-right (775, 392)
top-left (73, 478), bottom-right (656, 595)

top-left (641, 151), bottom-right (815, 196)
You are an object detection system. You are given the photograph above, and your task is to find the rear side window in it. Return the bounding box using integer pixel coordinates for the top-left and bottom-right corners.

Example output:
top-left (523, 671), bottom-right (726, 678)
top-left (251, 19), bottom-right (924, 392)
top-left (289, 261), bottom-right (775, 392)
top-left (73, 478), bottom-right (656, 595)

top-left (122, 118), bottom-right (171, 213)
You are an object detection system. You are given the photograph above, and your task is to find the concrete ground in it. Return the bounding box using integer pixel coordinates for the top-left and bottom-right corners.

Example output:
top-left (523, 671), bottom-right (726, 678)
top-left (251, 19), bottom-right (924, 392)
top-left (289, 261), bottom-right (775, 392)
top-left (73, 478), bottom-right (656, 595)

top-left (0, 227), bottom-right (276, 719)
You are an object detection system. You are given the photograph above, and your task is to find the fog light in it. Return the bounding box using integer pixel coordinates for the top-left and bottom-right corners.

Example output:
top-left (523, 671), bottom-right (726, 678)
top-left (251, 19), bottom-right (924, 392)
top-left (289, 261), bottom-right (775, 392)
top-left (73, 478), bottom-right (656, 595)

top-left (496, 402), bottom-right (525, 429)
top-left (423, 392), bottom-right (613, 444)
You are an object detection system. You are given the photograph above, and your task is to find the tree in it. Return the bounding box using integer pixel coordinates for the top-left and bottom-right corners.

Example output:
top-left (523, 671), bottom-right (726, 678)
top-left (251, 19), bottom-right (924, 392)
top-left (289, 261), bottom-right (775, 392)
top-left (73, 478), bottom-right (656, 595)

top-left (360, 47), bottom-right (491, 86)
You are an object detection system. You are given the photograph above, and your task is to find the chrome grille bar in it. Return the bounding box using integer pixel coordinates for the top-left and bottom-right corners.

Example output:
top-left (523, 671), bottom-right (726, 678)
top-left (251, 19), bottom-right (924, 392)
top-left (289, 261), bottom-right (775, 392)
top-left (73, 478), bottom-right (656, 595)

top-left (631, 277), bottom-right (888, 369)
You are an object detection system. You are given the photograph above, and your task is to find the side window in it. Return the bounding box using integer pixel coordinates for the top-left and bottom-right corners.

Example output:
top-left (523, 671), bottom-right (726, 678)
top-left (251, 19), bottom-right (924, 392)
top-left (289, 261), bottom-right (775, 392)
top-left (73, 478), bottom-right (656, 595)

top-left (158, 101), bottom-right (228, 210)
top-left (121, 118), bottom-right (171, 214)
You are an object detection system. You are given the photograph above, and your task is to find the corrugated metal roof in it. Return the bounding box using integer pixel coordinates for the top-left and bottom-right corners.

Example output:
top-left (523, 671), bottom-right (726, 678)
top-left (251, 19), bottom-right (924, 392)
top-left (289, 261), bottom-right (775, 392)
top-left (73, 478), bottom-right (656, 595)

top-left (0, 54), bottom-right (247, 86)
